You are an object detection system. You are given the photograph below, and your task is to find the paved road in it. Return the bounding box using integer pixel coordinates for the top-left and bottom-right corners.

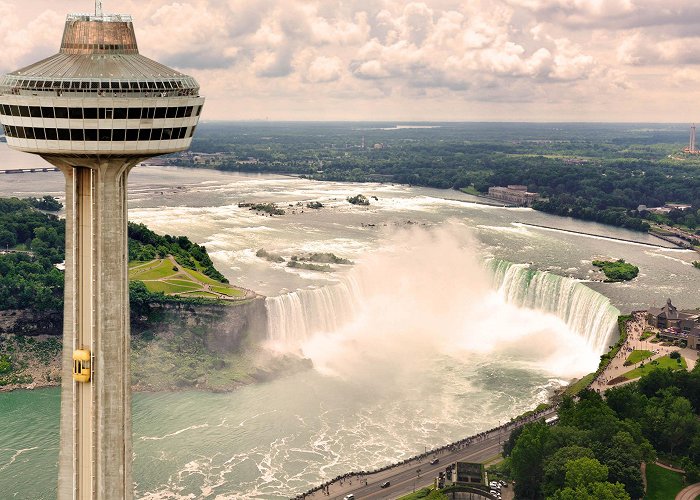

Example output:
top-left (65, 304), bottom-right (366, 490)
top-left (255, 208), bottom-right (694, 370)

top-left (675, 482), bottom-right (700, 500)
top-left (304, 410), bottom-right (556, 500)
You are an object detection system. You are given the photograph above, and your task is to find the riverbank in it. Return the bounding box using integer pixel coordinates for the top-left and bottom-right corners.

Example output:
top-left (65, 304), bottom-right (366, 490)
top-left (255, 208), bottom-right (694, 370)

top-left (0, 331), bottom-right (312, 394)
top-left (0, 299), bottom-right (314, 393)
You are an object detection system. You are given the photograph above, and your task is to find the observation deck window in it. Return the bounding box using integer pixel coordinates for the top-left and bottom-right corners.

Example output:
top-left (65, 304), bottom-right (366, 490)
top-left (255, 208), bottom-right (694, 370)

top-left (1, 105), bottom-right (200, 120)
top-left (4, 125), bottom-right (191, 142)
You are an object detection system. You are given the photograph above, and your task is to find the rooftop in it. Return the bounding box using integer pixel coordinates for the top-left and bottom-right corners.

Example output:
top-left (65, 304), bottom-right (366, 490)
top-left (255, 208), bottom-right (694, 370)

top-left (0, 5), bottom-right (199, 95)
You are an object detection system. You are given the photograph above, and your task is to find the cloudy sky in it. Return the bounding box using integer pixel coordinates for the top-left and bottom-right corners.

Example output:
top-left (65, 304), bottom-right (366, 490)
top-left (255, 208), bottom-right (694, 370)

top-left (3, 0), bottom-right (700, 122)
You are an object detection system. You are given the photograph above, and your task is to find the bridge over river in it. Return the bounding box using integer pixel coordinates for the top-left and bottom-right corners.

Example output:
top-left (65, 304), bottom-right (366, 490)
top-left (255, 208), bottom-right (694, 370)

top-left (1, 167), bottom-right (60, 174)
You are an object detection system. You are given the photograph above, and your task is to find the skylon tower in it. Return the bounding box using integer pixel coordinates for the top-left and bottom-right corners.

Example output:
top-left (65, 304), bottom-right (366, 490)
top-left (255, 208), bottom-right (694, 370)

top-left (0, 2), bottom-right (204, 498)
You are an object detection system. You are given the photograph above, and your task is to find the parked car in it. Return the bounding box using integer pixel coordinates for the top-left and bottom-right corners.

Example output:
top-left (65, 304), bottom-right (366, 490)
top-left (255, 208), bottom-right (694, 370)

top-left (381, 481), bottom-right (390, 488)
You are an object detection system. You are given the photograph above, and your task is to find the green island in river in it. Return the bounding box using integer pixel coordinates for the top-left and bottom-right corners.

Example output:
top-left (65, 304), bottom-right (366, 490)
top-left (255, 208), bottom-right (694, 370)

top-left (592, 259), bottom-right (640, 282)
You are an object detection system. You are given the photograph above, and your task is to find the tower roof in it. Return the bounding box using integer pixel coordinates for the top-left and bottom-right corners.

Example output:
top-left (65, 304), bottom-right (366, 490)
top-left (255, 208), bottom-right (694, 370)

top-left (0, 10), bottom-right (198, 94)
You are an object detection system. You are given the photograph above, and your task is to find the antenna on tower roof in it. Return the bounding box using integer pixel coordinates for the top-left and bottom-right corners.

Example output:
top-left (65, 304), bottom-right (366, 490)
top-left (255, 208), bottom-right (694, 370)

top-left (96, 0), bottom-right (103, 16)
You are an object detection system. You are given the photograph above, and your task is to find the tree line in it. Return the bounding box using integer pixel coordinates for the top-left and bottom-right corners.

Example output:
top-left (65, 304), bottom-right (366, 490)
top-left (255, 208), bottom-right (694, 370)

top-left (181, 123), bottom-right (700, 233)
top-left (0, 197), bottom-right (227, 311)
top-left (504, 364), bottom-right (700, 499)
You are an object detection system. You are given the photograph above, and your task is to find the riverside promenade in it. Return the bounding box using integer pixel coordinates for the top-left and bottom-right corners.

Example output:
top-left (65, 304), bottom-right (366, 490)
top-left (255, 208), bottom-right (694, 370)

top-left (590, 312), bottom-right (698, 393)
top-left (298, 408), bottom-right (555, 500)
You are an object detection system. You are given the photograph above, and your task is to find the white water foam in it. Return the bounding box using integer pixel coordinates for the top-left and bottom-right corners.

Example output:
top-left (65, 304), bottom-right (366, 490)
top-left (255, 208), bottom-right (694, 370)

top-left (265, 224), bottom-right (618, 380)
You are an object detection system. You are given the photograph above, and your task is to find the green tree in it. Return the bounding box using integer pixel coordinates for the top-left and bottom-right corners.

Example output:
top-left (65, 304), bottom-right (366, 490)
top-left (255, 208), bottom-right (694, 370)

top-left (542, 446), bottom-right (595, 497)
top-left (564, 457), bottom-right (608, 490)
top-left (511, 422), bottom-right (551, 499)
top-left (549, 458), bottom-right (630, 500)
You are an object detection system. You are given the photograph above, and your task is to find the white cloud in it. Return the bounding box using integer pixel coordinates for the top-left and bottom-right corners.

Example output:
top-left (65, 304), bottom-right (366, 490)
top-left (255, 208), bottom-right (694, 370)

top-left (0, 0), bottom-right (699, 120)
top-left (304, 55), bottom-right (344, 83)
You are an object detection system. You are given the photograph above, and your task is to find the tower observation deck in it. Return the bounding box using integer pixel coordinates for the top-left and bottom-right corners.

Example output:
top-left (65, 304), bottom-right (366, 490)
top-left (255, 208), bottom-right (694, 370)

top-left (0, 4), bottom-right (204, 499)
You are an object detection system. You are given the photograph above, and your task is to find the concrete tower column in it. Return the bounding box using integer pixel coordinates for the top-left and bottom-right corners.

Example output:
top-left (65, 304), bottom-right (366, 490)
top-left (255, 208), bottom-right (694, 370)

top-left (55, 159), bottom-right (138, 500)
top-left (0, 9), bottom-right (204, 497)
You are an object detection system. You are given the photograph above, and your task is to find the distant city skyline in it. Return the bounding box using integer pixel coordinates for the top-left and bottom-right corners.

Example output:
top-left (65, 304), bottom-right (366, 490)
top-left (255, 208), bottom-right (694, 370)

top-left (5, 0), bottom-right (700, 122)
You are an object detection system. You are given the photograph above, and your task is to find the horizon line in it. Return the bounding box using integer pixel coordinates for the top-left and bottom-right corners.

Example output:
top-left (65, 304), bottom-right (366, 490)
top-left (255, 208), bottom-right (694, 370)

top-left (199, 119), bottom-right (696, 125)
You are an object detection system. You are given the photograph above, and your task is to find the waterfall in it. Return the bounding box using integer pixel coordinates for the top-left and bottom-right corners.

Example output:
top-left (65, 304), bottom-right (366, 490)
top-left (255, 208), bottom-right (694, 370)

top-left (265, 260), bottom-right (619, 354)
top-left (265, 275), bottom-right (363, 346)
top-left (488, 260), bottom-right (619, 353)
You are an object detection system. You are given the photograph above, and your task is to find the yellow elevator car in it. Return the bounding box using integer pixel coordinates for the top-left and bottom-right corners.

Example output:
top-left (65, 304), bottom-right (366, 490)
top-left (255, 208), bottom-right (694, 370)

top-left (72, 349), bottom-right (91, 383)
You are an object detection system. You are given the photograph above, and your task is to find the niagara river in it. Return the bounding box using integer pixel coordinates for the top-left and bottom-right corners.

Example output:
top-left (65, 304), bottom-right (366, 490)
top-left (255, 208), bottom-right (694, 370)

top-left (0, 158), bottom-right (697, 499)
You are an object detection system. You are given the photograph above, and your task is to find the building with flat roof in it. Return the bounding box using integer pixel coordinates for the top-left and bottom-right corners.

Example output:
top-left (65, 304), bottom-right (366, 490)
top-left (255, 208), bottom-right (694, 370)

top-left (487, 185), bottom-right (540, 206)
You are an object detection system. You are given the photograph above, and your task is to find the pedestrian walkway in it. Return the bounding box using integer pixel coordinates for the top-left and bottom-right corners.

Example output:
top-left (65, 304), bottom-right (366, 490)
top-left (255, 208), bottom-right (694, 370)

top-left (590, 312), bottom-right (695, 393)
top-left (675, 482), bottom-right (700, 500)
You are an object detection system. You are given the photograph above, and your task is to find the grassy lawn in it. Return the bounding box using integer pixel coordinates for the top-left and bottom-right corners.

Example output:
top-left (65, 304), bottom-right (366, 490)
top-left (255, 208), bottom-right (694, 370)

top-left (182, 291), bottom-right (220, 299)
top-left (644, 463), bottom-right (685, 500)
top-left (210, 285), bottom-right (245, 297)
top-left (129, 259), bottom-right (174, 280)
top-left (623, 355), bottom-right (687, 380)
top-left (128, 256), bottom-right (246, 300)
top-left (626, 349), bottom-right (654, 364)
top-left (128, 261), bottom-right (151, 269)
top-left (641, 331), bottom-right (656, 340)
top-left (182, 267), bottom-right (222, 286)
top-left (166, 278), bottom-right (202, 287)
top-left (459, 186), bottom-right (481, 196)
top-left (399, 488), bottom-right (448, 500)
top-left (565, 372), bottom-right (596, 396)
top-left (143, 281), bottom-right (199, 294)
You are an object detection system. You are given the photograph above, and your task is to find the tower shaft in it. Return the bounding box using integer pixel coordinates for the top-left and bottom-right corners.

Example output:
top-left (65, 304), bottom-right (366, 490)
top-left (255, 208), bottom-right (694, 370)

top-left (0, 9), bottom-right (203, 497)
top-left (691, 125), bottom-right (697, 152)
top-left (57, 160), bottom-right (136, 499)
